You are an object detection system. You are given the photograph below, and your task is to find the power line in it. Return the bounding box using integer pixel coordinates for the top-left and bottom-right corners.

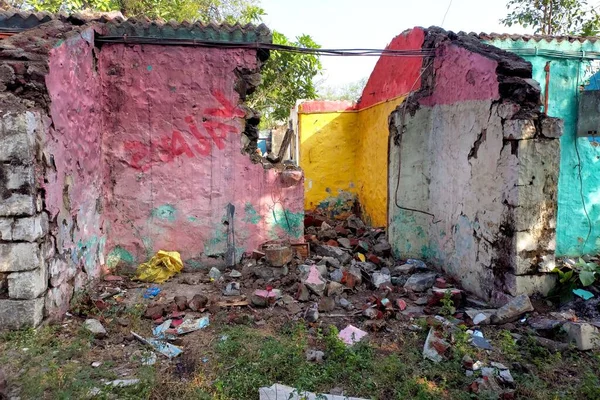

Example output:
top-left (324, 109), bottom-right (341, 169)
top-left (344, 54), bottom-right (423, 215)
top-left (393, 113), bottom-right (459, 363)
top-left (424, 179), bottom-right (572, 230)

top-left (94, 36), bottom-right (435, 57)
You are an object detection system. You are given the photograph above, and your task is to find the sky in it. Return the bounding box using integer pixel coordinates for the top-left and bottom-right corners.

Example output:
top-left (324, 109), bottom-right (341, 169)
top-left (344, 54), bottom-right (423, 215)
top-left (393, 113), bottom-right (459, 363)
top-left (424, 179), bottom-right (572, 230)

top-left (259, 0), bottom-right (532, 88)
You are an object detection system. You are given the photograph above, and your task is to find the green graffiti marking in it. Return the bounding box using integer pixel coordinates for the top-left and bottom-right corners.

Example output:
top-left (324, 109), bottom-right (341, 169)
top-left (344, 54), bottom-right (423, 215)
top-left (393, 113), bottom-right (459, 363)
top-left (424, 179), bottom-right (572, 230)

top-left (188, 216), bottom-right (198, 222)
top-left (151, 204), bottom-right (177, 222)
top-left (271, 209), bottom-right (304, 238)
top-left (147, 65), bottom-right (153, 71)
top-left (243, 202), bottom-right (261, 224)
top-left (106, 246), bottom-right (135, 268)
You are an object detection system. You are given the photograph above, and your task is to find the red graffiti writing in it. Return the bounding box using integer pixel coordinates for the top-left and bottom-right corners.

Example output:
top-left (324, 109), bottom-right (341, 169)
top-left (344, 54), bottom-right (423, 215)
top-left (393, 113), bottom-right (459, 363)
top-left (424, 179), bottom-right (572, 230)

top-left (124, 90), bottom-right (243, 171)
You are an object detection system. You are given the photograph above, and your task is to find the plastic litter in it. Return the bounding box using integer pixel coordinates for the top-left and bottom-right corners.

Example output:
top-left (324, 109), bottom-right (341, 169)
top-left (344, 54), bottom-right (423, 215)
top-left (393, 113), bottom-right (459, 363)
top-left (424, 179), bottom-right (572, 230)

top-left (143, 287), bottom-right (161, 299)
top-left (573, 288), bottom-right (595, 300)
top-left (176, 316), bottom-right (210, 335)
top-left (131, 331), bottom-right (183, 358)
top-left (135, 251), bottom-right (183, 283)
top-left (259, 384), bottom-right (368, 400)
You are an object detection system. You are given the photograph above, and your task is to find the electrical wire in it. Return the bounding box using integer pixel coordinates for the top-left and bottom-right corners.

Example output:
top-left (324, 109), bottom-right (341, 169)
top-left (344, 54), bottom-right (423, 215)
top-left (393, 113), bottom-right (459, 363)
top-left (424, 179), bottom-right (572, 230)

top-left (441, 0), bottom-right (453, 27)
top-left (94, 36), bottom-right (436, 57)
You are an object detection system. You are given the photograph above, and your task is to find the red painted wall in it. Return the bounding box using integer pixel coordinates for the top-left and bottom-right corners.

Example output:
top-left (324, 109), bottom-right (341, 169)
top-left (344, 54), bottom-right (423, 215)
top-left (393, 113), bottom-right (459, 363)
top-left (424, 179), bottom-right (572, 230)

top-left (358, 28), bottom-right (426, 109)
top-left (99, 44), bottom-right (304, 264)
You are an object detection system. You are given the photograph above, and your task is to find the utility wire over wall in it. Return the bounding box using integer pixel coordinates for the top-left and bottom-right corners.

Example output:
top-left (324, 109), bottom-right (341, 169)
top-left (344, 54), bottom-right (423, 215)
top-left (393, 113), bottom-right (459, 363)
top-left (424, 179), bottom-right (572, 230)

top-left (94, 36), bottom-right (435, 57)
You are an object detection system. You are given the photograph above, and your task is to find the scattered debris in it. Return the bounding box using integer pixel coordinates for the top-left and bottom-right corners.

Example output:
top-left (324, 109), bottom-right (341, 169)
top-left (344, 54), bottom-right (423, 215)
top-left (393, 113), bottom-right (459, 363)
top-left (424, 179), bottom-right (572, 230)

top-left (223, 282), bottom-right (241, 296)
top-left (135, 251), bottom-right (183, 283)
top-left (573, 288), bottom-right (594, 300)
top-left (83, 319), bottom-right (107, 338)
top-left (563, 322), bottom-right (600, 350)
top-left (338, 325), bottom-right (367, 345)
top-left (131, 331), bottom-right (183, 358)
top-left (404, 272), bottom-right (437, 292)
top-left (208, 267), bottom-right (222, 281)
top-left (258, 383), bottom-right (369, 400)
top-left (305, 349), bottom-right (325, 363)
top-left (143, 286), bottom-right (161, 299)
top-left (423, 328), bottom-right (450, 362)
top-left (105, 379), bottom-right (140, 388)
top-left (490, 294), bottom-right (534, 324)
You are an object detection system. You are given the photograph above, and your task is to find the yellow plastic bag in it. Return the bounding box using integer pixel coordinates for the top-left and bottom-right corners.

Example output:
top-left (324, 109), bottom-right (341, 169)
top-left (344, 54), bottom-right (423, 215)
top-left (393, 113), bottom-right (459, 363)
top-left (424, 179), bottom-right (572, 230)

top-left (135, 250), bottom-right (183, 283)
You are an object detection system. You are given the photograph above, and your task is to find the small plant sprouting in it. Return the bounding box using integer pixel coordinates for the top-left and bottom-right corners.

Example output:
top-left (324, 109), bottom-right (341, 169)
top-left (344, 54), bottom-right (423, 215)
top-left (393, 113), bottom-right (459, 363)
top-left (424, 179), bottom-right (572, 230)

top-left (439, 290), bottom-right (456, 316)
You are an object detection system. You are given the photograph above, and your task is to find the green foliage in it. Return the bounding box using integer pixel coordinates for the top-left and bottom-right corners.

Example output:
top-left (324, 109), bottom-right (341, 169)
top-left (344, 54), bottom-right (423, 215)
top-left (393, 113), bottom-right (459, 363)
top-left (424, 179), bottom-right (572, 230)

top-left (502, 0), bottom-right (600, 36)
top-left (248, 31), bottom-right (322, 128)
top-left (439, 290), bottom-right (456, 316)
top-left (574, 258), bottom-right (600, 286)
top-left (10, 0), bottom-right (322, 128)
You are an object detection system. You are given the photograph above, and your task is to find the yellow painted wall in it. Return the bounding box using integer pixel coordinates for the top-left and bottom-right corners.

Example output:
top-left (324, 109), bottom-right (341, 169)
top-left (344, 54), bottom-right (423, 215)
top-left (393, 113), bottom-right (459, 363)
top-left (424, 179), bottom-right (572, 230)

top-left (299, 111), bottom-right (359, 210)
top-left (356, 97), bottom-right (405, 227)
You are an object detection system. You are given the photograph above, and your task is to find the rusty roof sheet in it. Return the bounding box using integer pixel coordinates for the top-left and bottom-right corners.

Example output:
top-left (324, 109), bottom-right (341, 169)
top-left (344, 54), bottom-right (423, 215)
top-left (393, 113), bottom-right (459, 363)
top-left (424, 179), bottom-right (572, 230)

top-left (476, 32), bottom-right (600, 43)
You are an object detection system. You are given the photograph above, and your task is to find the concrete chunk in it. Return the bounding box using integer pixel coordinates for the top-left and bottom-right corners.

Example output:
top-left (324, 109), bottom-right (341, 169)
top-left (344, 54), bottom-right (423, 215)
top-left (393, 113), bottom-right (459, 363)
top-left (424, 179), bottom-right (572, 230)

top-left (491, 294), bottom-right (534, 324)
top-left (563, 322), bottom-right (600, 350)
top-left (0, 298), bottom-right (44, 330)
top-left (0, 242), bottom-right (41, 272)
top-left (8, 266), bottom-right (47, 299)
top-left (404, 272), bottom-right (437, 292)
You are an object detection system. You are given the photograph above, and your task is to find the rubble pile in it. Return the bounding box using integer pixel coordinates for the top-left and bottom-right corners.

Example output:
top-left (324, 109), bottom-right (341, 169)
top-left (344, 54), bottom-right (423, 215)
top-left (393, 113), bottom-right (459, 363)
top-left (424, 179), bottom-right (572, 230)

top-left (61, 211), bottom-right (600, 399)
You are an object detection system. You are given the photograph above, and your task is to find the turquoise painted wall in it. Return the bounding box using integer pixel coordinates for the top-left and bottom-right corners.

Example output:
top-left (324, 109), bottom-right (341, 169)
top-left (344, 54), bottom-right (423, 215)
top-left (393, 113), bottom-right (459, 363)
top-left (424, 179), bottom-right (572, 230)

top-left (487, 38), bottom-right (600, 256)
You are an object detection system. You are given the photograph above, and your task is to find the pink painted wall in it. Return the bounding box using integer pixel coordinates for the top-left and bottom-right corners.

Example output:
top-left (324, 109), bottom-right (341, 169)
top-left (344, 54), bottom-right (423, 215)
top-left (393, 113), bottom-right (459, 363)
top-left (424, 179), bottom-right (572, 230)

top-left (422, 43), bottom-right (500, 106)
top-left (99, 44), bottom-right (304, 265)
top-left (358, 28), bottom-right (425, 109)
top-left (45, 28), bottom-right (106, 282)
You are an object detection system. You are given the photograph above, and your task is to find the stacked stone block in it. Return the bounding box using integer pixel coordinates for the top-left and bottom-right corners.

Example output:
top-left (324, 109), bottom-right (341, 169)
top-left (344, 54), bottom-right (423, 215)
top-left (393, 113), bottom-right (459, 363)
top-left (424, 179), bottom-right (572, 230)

top-left (0, 111), bottom-right (48, 329)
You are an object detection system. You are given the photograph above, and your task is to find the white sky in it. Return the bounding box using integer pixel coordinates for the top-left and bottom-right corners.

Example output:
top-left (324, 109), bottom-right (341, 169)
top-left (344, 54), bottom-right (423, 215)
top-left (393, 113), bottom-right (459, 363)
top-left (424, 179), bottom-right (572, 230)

top-left (259, 0), bottom-right (533, 87)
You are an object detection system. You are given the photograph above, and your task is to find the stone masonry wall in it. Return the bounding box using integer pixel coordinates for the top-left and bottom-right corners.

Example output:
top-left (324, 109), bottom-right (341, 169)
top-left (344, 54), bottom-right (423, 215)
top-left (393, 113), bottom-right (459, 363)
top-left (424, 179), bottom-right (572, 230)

top-left (0, 20), bottom-right (80, 329)
top-left (388, 29), bottom-right (562, 305)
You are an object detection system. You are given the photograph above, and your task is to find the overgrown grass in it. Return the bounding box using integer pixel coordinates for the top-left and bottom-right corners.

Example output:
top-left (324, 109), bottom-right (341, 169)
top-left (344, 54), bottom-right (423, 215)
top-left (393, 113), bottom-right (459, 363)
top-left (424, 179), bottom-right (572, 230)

top-left (2, 318), bottom-right (600, 399)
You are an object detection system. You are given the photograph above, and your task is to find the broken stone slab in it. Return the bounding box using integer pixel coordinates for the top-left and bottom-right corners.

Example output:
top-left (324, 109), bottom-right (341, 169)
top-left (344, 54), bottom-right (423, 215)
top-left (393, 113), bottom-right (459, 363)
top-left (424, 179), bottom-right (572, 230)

top-left (330, 268), bottom-right (343, 283)
top-left (250, 289), bottom-right (282, 307)
top-left (318, 256), bottom-right (341, 269)
top-left (337, 237), bottom-right (352, 249)
top-left (305, 349), bottom-right (325, 363)
top-left (373, 240), bottom-right (392, 256)
top-left (264, 243), bottom-right (293, 267)
top-left (498, 369), bottom-right (515, 386)
top-left (327, 281), bottom-right (344, 297)
top-left (346, 215), bottom-right (365, 231)
top-left (393, 264), bottom-right (415, 275)
top-left (563, 322), bottom-right (600, 350)
top-left (338, 324), bottom-right (368, 345)
top-left (528, 317), bottom-right (563, 331)
top-left (259, 384), bottom-right (368, 400)
top-left (304, 304), bottom-right (319, 322)
top-left (404, 272), bottom-right (437, 292)
top-left (423, 327), bottom-right (449, 362)
top-left (371, 271), bottom-right (391, 289)
top-left (344, 266), bottom-right (363, 288)
top-left (465, 309), bottom-right (497, 325)
top-left (84, 319), bottom-right (107, 338)
top-left (303, 265), bottom-right (327, 296)
top-left (314, 245), bottom-right (352, 265)
top-left (490, 294), bottom-right (534, 324)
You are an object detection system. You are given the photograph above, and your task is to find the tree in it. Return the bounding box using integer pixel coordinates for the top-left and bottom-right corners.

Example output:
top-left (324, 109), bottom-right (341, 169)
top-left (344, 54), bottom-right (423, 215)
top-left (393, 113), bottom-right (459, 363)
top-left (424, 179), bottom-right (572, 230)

top-left (502, 0), bottom-right (600, 36)
top-left (247, 31), bottom-right (321, 127)
top-left (6, 0), bottom-right (322, 126)
top-left (317, 77), bottom-right (368, 103)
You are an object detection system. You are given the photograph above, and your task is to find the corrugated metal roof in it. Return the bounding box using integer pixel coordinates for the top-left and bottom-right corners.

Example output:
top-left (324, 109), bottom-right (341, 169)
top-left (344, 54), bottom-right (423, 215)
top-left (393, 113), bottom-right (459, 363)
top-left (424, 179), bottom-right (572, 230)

top-left (476, 32), bottom-right (600, 44)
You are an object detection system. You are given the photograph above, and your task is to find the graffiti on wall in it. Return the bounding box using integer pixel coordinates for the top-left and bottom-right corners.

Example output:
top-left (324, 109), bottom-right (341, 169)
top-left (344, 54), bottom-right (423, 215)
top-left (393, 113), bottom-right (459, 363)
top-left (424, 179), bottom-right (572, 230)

top-left (124, 90), bottom-right (245, 171)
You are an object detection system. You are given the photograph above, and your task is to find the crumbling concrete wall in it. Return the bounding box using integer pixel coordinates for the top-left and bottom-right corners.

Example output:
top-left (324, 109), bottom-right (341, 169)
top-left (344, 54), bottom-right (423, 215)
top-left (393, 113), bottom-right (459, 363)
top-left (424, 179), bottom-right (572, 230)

top-left (99, 43), bottom-right (303, 268)
top-left (0, 18), bottom-right (301, 328)
top-left (44, 27), bottom-right (106, 317)
top-left (388, 30), bottom-right (561, 304)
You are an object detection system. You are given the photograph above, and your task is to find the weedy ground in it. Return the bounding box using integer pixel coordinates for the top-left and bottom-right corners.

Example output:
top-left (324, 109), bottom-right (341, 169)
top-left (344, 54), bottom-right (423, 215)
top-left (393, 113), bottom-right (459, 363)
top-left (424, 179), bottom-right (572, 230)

top-left (1, 298), bottom-right (600, 400)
